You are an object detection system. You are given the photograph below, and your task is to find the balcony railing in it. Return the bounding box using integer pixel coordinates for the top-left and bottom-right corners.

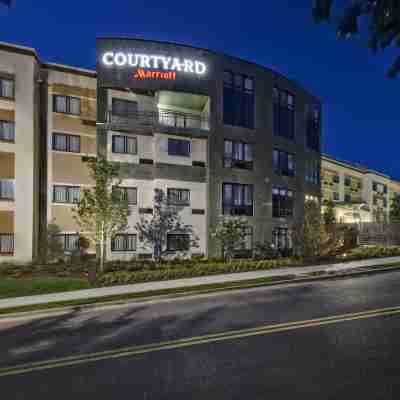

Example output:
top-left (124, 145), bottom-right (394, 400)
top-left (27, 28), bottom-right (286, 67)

top-left (107, 109), bottom-right (210, 132)
top-left (224, 158), bottom-right (253, 170)
top-left (223, 205), bottom-right (253, 216)
top-left (0, 180), bottom-right (15, 200)
top-left (0, 234), bottom-right (14, 254)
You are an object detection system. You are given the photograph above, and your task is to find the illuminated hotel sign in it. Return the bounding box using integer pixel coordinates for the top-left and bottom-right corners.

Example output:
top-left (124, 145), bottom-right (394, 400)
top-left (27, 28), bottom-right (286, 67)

top-left (101, 52), bottom-right (207, 77)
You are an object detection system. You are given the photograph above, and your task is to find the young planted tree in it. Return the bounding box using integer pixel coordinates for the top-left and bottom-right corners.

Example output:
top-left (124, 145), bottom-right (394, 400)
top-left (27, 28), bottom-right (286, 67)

top-left (135, 189), bottom-right (199, 261)
top-left (73, 157), bottom-right (130, 271)
top-left (37, 220), bottom-right (65, 264)
top-left (323, 199), bottom-right (337, 227)
top-left (212, 217), bottom-right (251, 260)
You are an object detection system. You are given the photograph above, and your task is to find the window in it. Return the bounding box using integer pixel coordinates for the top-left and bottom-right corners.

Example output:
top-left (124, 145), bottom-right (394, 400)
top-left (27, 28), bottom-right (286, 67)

top-left (344, 176), bottom-right (351, 187)
top-left (344, 193), bottom-right (352, 203)
top-left (53, 133), bottom-right (81, 153)
top-left (305, 194), bottom-right (319, 203)
top-left (333, 175), bottom-right (340, 184)
top-left (56, 234), bottom-right (80, 252)
top-left (168, 138), bottom-right (191, 157)
top-left (0, 234), bottom-right (14, 254)
top-left (53, 186), bottom-right (80, 204)
top-left (222, 183), bottom-right (254, 216)
top-left (111, 234), bottom-right (137, 252)
top-left (0, 78), bottom-right (14, 98)
top-left (223, 71), bottom-right (254, 129)
top-left (333, 192), bottom-right (340, 201)
top-left (167, 189), bottom-right (190, 206)
top-left (306, 105), bottom-right (321, 151)
top-left (224, 140), bottom-right (253, 170)
top-left (53, 95), bottom-right (81, 115)
top-left (273, 149), bottom-right (295, 177)
top-left (0, 121), bottom-right (15, 141)
top-left (305, 161), bottom-right (320, 185)
top-left (112, 98), bottom-right (138, 117)
top-left (112, 135), bottom-right (137, 154)
top-left (272, 188), bottom-right (294, 218)
top-left (167, 234), bottom-right (190, 252)
top-left (272, 228), bottom-right (291, 250)
top-left (0, 180), bottom-right (14, 200)
top-left (373, 182), bottom-right (378, 191)
top-left (273, 87), bottom-right (295, 140)
top-left (113, 187), bottom-right (137, 205)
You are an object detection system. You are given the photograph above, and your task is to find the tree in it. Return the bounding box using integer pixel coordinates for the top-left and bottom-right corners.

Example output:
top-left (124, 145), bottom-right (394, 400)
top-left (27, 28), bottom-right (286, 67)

top-left (390, 194), bottom-right (400, 223)
top-left (135, 189), bottom-right (199, 261)
top-left (292, 200), bottom-right (338, 259)
top-left (37, 221), bottom-right (65, 264)
top-left (323, 199), bottom-right (337, 226)
top-left (313, 0), bottom-right (400, 77)
top-left (73, 157), bottom-right (130, 271)
top-left (212, 217), bottom-right (251, 260)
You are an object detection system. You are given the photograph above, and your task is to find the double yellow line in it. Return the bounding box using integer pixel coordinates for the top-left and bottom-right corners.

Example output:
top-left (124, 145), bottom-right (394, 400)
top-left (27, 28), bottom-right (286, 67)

top-left (1, 305), bottom-right (400, 378)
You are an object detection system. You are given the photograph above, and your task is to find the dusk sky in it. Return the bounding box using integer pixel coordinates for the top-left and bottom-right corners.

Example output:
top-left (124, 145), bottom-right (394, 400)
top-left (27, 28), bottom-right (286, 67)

top-left (1, 0), bottom-right (398, 179)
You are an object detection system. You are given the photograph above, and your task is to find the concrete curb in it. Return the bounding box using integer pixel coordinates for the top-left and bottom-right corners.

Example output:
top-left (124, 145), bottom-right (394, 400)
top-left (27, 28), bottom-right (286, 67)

top-left (1, 262), bottom-right (400, 322)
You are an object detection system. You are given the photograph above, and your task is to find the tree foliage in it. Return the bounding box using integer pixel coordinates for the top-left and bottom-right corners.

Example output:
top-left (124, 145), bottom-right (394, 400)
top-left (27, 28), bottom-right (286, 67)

top-left (212, 217), bottom-right (251, 260)
top-left (390, 194), bottom-right (400, 223)
top-left (135, 189), bottom-right (198, 261)
top-left (37, 221), bottom-right (65, 264)
top-left (313, 0), bottom-right (400, 77)
top-left (323, 199), bottom-right (337, 226)
top-left (73, 157), bottom-right (130, 271)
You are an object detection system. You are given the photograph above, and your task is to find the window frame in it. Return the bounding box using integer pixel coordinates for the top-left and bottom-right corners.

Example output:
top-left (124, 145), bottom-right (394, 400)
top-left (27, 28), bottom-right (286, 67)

top-left (306, 104), bottom-right (321, 152)
top-left (53, 185), bottom-right (81, 204)
top-left (0, 179), bottom-right (15, 200)
top-left (111, 135), bottom-right (138, 155)
top-left (273, 87), bottom-right (295, 140)
top-left (273, 149), bottom-right (295, 177)
top-left (53, 95), bottom-right (81, 116)
top-left (0, 78), bottom-right (15, 99)
top-left (224, 140), bottom-right (254, 170)
top-left (52, 132), bottom-right (81, 153)
top-left (0, 233), bottom-right (14, 254)
top-left (111, 234), bottom-right (137, 252)
top-left (167, 233), bottom-right (190, 252)
top-left (222, 183), bottom-right (254, 216)
top-left (113, 186), bottom-right (138, 205)
top-left (167, 188), bottom-right (191, 206)
top-left (54, 233), bottom-right (80, 253)
top-left (167, 138), bottom-right (191, 157)
top-left (272, 187), bottom-right (295, 218)
top-left (0, 120), bottom-right (15, 142)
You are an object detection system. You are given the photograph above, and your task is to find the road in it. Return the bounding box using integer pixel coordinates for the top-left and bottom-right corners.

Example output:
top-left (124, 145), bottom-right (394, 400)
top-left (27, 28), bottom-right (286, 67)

top-left (2, 270), bottom-right (400, 399)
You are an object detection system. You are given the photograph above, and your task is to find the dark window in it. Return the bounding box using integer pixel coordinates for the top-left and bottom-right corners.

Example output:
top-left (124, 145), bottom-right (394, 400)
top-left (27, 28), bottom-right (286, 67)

top-left (222, 183), bottom-right (254, 216)
top-left (333, 192), bottom-right (340, 201)
top-left (111, 234), bottom-right (137, 252)
top-left (273, 149), bottom-right (295, 177)
top-left (344, 193), bottom-right (352, 203)
top-left (53, 95), bottom-right (81, 116)
top-left (113, 187), bottom-right (137, 205)
top-left (272, 188), bottom-right (294, 218)
top-left (112, 98), bottom-right (138, 117)
top-left (55, 234), bottom-right (80, 252)
top-left (167, 189), bottom-right (190, 206)
top-left (344, 176), bottom-right (351, 186)
top-left (53, 133), bottom-right (80, 153)
top-left (373, 196), bottom-right (378, 206)
top-left (0, 78), bottom-right (14, 99)
top-left (383, 198), bottom-right (388, 208)
top-left (0, 180), bottom-right (14, 200)
top-left (167, 234), bottom-right (190, 252)
top-left (0, 121), bottom-right (15, 141)
top-left (373, 182), bottom-right (378, 191)
top-left (306, 105), bottom-right (321, 151)
top-left (224, 140), bottom-right (253, 170)
top-left (305, 161), bottom-right (320, 185)
top-left (383, 185), bottom-right (388, 194)
top-left (272, 228), bottom-right (291, 250)
top-left (333, 175), bottom-right (340, 184)
top-left (223, 71), bottom-right (254, 129)
top-left (273, 87), bottom-right (295, 140)
top-left (112, 135), bottom-right (137, 154)
top-left (0, 234), bottom-right (14, 254)
top-left (168, 138), bottom-right (191, 157)
top-left (53, 186), bottom-right (80, 204)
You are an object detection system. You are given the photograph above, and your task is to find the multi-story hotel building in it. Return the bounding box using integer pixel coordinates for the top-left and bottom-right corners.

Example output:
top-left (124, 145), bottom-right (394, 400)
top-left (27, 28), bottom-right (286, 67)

top-left (0, 39), bottom-right (322, 263)
top-left (321, 154), bottom-right (400, 224)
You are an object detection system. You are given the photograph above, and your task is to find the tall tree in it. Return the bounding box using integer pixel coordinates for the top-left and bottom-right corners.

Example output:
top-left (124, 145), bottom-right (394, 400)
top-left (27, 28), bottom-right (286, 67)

top-left (135, 189), bottom-right (198, 261)
top-left (313, 0), bottom-right (400, 77)
top-left (323, 199), bottom-right (337, 226)
top-left (390, 194), bottom-right (400, 223)
top-left (73, 157), bottom-right (130, 271)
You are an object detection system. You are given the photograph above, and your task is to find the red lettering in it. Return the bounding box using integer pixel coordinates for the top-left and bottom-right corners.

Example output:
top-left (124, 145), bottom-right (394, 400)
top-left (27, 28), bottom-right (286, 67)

top-left (133, 68), bottom-right (177, 80)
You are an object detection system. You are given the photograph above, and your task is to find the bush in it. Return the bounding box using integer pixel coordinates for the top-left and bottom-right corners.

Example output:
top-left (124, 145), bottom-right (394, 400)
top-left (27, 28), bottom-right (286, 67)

top-left (338, 246), bottom-right (400, 262)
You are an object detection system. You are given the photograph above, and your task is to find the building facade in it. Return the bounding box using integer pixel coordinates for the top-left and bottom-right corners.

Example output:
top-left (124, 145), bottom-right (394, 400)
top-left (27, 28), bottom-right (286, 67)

top-left (321, 155), bottom-right (400, 224)
top-left (0, 39), bottom-right (322, 263)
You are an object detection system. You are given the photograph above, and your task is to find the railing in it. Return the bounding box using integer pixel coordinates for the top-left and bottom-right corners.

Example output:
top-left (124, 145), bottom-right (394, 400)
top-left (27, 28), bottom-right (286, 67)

top-left (0, 180), bottom-right (15, 200)
top-left (223, 205), bottom-right (253, 216)
top-left (0, 234), bottom-right (14, 254)
top-left (108, 109), bottom-right (210, 132)
top-left (224, 158), bottom-right (253, 170)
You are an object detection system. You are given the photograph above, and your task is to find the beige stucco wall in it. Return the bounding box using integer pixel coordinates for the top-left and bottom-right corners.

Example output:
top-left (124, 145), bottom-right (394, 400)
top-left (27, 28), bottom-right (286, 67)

top-left (52, 153), bottom-right (93, 185)
top-left (0, 152), bottom-right (14, 179)
top-left (0, 210), bottom-right (14, 233)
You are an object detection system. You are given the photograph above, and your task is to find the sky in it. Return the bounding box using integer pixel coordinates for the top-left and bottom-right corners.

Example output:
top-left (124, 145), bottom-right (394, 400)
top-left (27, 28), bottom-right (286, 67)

top-left (1, 0), bottom-right (399, 179)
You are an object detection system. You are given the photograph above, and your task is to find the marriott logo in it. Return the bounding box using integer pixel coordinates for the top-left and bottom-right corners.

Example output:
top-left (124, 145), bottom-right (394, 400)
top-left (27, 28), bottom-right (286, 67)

top-left (133, 68), bottom-right (177, 80)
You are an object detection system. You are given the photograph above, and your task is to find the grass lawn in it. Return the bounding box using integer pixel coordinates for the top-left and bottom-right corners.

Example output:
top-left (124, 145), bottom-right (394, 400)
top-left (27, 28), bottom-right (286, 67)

top-left (0, 278), bottom-right (91, 299)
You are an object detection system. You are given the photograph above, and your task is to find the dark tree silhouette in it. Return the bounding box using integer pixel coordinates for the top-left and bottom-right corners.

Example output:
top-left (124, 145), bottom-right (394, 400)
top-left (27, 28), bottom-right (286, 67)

top-left (313, 0), bottom-right (400, 77)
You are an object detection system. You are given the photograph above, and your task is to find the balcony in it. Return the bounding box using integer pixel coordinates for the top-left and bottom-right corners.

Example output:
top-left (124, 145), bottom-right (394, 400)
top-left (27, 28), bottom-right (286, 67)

top-left (0, 233), bottom-right (14, 254)
top-left (0, 179), bottom-right (14, 201)
top-left (223, 205), bottom-right (253, 216)
top-left (224, 158), bottom-right (253, 171)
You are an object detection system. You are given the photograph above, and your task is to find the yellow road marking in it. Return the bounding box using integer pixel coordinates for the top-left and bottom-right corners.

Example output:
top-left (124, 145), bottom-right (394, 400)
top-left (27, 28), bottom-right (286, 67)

top-left (1, 305), bottom-right (400, 377)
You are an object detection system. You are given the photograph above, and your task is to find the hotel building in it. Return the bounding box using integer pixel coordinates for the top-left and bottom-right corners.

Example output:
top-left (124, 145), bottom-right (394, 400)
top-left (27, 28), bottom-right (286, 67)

top-left (0, 39), bottom-right (322, 263)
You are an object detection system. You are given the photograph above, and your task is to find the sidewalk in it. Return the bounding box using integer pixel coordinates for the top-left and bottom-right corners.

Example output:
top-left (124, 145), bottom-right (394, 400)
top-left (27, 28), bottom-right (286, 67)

top-left (1, 256), bottom-right (400, 310)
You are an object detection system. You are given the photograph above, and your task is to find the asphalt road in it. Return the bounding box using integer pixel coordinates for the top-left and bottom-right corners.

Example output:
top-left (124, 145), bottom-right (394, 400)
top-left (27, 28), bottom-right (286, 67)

top-left (2, 270), bottom-right (400, 399)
